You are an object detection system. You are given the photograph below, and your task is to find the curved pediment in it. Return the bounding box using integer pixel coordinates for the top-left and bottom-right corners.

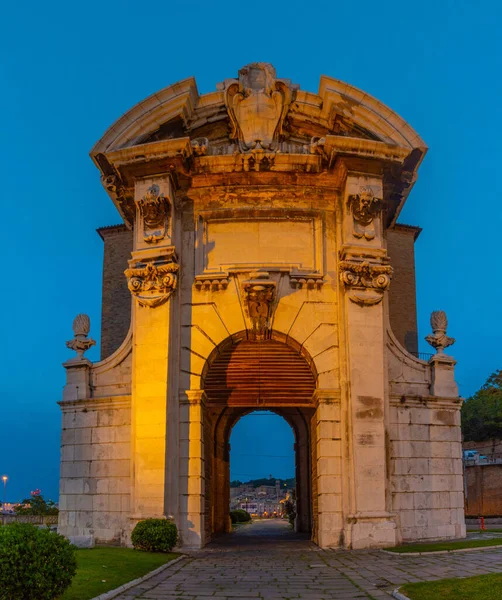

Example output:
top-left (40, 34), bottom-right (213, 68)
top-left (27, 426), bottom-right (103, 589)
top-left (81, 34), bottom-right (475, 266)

top-left (91, 63), bottom-right (426, 159)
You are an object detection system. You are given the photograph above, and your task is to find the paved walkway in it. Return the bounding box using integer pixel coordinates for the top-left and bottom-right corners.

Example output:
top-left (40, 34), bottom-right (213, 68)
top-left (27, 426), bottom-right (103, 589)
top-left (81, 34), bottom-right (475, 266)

top-left (114, 520), bottom-right (502, 599)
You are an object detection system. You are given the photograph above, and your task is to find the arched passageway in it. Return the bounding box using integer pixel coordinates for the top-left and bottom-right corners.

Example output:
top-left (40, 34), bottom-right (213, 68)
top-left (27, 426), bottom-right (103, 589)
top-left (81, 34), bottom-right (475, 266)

top-left (201, 333), bottom-right (317, 543)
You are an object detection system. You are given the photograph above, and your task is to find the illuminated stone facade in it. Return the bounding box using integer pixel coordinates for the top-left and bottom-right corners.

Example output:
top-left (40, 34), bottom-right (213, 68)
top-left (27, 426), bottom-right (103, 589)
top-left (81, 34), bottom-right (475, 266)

top-left (58, 64), bottom-right (465, 549)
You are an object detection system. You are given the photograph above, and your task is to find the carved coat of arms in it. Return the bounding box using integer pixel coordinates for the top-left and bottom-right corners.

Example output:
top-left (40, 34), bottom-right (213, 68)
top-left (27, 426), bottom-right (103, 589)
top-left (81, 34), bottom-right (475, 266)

top-left (224, 63), bottom-right (294, 152)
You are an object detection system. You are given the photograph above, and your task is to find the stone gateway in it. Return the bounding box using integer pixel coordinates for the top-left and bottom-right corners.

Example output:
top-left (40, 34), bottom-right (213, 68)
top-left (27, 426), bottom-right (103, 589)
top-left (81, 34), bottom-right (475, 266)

top-left (58, 63), bottom-right (465, 549)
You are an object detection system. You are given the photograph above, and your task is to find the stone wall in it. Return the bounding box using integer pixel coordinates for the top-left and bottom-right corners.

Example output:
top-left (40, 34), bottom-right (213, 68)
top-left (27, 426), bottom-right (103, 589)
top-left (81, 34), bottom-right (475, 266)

top-left (58, 396), bottom-right (131, 545)
top-left (465, 465), bottom-right (502, 516)
top-left (97, 225), bottom-right (132, 360)
top-left (387, 225), bottom-right (420, 355)
top-left (390, 399), bottom-right (465, 540)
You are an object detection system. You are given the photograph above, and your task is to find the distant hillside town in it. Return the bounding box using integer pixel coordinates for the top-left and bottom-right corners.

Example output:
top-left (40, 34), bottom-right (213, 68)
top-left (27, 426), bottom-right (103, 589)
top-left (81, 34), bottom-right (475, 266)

top-left (230, 478), bottom-right (295, 516)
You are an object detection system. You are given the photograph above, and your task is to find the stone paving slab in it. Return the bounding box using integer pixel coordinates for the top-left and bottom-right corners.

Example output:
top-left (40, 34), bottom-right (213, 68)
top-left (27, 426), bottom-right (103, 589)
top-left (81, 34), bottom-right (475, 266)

top-left (112, 520), bottom-right (502, 599)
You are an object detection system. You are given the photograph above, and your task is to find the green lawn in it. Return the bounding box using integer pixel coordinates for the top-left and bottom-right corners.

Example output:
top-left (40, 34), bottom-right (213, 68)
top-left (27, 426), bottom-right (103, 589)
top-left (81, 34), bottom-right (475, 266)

top-left (387, 538), bottom-right (502, 553)
top-left (401, 573), bottom-right (502, 600)
top-left (60, 547), bottom-right (179, 600)
top-left (467, 528), bottom-right (502, 533)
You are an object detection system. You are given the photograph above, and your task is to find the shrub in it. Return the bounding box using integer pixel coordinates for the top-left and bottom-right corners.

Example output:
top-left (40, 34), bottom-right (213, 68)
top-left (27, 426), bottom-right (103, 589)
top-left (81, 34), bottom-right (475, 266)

top-left (230, 509), bottom-right (251, 524)
top-left (0, 523), bottom-right (77, 600)
top-left (131, 519), bottom-right (178, 552)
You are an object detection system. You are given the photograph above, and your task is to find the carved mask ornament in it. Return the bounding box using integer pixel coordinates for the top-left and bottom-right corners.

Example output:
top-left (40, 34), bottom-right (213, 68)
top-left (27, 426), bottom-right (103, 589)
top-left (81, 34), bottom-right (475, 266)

top-left (137, 184), bottom-right (170, 244)
top-left (225, 63), bottom-right (293, 152)
top-left (347, 186), bottom-right (382, 241)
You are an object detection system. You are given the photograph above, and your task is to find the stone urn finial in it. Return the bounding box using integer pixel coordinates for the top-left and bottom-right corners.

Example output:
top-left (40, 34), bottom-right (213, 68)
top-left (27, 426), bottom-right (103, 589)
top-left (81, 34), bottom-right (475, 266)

top-left (66, 314), bottom-right (96, 359)
top-left (425, 310), bottom-right (455, 355)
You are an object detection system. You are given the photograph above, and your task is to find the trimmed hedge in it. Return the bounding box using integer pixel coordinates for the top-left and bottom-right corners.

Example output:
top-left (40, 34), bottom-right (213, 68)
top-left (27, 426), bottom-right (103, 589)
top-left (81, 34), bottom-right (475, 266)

top-left (0, 522), bottom-right (77, 600)
top-left (230, 509), bottom-right (252, 524)
top-left (131, 519), bottom-right (178, 552)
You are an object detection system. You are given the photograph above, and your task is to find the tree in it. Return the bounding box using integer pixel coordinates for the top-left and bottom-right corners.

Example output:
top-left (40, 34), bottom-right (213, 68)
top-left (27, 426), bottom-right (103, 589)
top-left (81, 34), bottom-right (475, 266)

top-left (462, 370), bottom-right (502, 441)
top-left (14, 494), bottom-right (58, 516)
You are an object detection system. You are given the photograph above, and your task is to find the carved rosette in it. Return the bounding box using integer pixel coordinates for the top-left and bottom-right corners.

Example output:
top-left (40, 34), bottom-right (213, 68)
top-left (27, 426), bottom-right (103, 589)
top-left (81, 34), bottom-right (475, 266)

top-left (137, 184), bottom-right (170, 244)
top-left (339, 260), bottom-right (393, 306)
top-left (347, 186), bottom-right (382, 240)
top-left (223, 62), bottom-right (294, 153)
top-left (125, 257), bottom-right (179, 308)
top-left (243, 278), bottom-right (277, 340)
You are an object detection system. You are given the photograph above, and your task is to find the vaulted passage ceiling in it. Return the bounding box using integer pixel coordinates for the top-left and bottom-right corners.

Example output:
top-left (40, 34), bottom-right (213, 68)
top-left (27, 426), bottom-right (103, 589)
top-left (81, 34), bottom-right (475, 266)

top-left (203, 339), bottom-right (316, 406)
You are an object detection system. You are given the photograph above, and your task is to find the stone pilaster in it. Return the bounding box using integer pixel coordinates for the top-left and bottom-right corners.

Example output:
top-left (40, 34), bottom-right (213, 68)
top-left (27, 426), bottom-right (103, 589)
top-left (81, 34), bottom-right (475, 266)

top-left (179, 390), bottom-right (206, 548)
top-left (313, 390), bottom-right (343, 547)
top-left (339, 173), bottom-right (398, 549)
top-left (128, 177), bottom-right (177, 527)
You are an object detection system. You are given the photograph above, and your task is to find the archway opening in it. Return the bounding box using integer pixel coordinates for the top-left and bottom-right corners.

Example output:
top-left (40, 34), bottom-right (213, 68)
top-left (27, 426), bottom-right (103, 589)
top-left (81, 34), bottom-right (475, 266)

top-left (229, 411), bottom-right (296, 535)
top-left (201, 333), bottom-right (317, 544)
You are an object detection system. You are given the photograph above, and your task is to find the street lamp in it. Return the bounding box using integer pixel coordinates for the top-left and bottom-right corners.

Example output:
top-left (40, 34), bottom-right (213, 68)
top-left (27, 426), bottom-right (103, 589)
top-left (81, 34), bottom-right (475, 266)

top-left (1, 475), bottom-right (7, 512)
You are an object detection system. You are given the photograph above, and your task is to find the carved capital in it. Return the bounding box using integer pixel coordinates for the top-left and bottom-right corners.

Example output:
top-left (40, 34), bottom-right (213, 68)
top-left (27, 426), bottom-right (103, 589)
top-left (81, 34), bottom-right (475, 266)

top-left (223, 63), bottom-right (295, 153)
top-left (243, 275), bottom-right (277, 340)
top-left (339, 259), bottom-right (392, 306)
top-left (125, 250), bottom-right (179, 308)
top-left (347, 186), bottom-right (382, 241)
top-left (136, 184), bottom-right (171, 244)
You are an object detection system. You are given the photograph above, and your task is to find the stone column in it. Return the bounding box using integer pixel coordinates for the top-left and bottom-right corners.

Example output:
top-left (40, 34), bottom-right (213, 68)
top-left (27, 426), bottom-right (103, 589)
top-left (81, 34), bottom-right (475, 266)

top-left (126, 179), bottom-right (178, 532)
top-left (338, 175), bottom-right (398, 549)
top-left (313, 391), bottom-right (343, 546)
top-left (179, 390), bottom-right (206, 547)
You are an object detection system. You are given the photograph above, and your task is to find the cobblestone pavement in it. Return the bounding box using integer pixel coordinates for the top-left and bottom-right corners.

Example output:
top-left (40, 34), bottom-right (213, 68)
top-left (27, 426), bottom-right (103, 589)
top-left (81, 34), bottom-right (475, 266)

top-left (114, 520), bottom-right (502, 599)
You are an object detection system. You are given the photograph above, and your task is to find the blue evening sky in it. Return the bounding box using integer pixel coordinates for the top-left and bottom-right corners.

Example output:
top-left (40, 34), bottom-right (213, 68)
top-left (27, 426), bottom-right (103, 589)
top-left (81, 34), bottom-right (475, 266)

top-left (1, 0), bottom-right (501, 501)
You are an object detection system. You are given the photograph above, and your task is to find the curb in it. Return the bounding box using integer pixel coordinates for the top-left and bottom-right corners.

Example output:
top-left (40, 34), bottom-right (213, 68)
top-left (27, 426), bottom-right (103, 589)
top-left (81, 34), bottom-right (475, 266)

top-left (89, 555), bottom-right (187, 600)
top-left (381, 543), bottom-right (502, 557)
top-left (392, 588), bottom-right (411, 600)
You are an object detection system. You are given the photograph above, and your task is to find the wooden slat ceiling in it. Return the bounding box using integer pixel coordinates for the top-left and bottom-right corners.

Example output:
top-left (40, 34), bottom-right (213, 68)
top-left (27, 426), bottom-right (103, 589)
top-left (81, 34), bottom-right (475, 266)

top-left (204, 340), bottom-right (316, 406)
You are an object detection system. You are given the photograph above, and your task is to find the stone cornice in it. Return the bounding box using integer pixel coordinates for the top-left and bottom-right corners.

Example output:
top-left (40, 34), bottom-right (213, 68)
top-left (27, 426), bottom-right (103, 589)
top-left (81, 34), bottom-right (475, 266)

top-left (390, 394), bottom-right (464, 409)
top-left (58, 395), bottom-right (131, 411)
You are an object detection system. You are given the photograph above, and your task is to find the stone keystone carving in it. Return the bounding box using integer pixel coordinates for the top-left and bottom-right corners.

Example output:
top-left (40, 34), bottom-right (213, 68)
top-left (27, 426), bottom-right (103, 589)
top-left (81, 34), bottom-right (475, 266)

top-left (137, 184), bottom-right (170, 244)
top-left (347, 186), bottom-right (382, 240)
top-left (426, 310), bottom-right (455, 355)
top-left (339, 260), bottom-right (393, 306)
top-left (66, 314), bottom-right (96, 359)
top-left (243, 275), bottom-right (277, 340)
top-left (224, 63), bottom-right (294, 153)
top-left (125, 256), bottom-right (179, 308)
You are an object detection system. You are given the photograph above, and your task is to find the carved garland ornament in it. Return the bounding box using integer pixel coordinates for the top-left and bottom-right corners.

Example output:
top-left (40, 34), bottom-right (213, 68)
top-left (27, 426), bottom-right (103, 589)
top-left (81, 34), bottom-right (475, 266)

top-left (137, 184), bottom-right (170, 244)
top-left (339, 260), bottom-right (393, 306)
top-left (125, 259), bottom-right (179, 308)
top-left (347, 186), bottom-right (382, 240)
